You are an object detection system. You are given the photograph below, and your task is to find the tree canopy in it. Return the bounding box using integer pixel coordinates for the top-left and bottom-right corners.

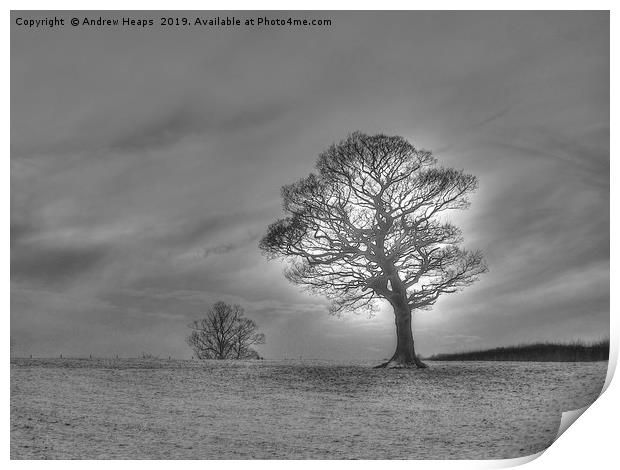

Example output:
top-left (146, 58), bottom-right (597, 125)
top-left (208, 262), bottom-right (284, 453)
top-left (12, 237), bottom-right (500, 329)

top-left (261, 132), bottom-right (487, 317)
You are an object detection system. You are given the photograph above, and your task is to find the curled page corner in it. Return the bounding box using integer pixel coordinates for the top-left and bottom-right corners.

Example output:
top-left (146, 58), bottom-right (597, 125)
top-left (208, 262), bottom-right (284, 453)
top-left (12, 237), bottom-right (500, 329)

top-left (601, 340), bottom-right (617, 395)
top-left (492, 450), bottom-right (545, 468)
top-left (556, 344), bottom-right (617, 439)
top-left (555, 405), bottom-right (590, 441)
top-left (552, 351), bottom-right (616, 444)
top-left (492, 400), bottom-right (600, 470)
top-left (491, 401), bottom-right (600, 469)
top-left (494, 354), bottom-right (616, 468)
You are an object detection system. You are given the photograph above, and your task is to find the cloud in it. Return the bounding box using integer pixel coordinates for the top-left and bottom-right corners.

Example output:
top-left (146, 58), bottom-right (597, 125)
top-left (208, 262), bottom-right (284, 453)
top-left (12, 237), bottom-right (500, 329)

top-left (11, 241), bottom-right (110, 288)
top-left (199, 233), bottom-right (260, 259)
top-left (158, 209), bottom-right (270, 248)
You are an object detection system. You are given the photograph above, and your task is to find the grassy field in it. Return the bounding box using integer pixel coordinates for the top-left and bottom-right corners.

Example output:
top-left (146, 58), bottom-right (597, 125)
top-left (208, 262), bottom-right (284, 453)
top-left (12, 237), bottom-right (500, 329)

top-left (428, 340), bottom-right (610, 362)
top-left (11, 358), bottom-right (608, 459)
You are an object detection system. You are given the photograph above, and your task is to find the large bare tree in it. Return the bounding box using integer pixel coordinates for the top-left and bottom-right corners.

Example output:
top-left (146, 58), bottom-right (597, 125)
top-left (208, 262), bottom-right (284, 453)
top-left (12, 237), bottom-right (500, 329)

top-left (260, 132), bottom-right (487, 368)
top-left (187, 301), bottom-right (265, 359)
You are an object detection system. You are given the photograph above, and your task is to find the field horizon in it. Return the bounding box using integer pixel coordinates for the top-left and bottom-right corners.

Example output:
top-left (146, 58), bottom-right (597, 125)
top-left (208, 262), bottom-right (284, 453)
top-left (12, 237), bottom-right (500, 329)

top-left (12, 338), bottom-right (611, 364)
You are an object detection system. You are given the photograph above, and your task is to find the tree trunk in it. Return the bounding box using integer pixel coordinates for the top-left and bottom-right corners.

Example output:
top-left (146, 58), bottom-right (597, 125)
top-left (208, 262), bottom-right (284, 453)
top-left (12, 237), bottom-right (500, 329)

top-left (375, 304), bottom-right (427, 369)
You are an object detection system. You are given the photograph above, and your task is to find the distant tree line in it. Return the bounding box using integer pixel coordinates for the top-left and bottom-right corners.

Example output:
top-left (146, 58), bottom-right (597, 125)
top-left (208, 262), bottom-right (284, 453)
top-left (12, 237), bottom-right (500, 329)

top-left (428, 340), bottom-right (609, 362)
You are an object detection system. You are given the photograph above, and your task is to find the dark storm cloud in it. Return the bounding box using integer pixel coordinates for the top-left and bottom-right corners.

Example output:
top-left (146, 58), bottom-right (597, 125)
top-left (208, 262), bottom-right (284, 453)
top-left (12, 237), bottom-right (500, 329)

top-left (11, 241), bottom-right (109, 288)
top-left (10, 11), bottom-right (608, 358)
top-left (110, 101), bottom-right (293, 153)
top-left (488, 132), bottom-right (609, 183)
top-left (10, 221), bottom-right (34, 246)
top-left (199, 233), bottom-right (259, 259)
top-left (111, 107), bottom-right (203, 152)
top-left (159, 208), bottom-right (270, 248)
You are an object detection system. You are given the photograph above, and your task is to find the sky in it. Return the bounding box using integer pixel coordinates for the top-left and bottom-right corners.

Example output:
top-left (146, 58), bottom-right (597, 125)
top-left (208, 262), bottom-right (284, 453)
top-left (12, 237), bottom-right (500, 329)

top-left (10, 11), bottom-right (609, 359)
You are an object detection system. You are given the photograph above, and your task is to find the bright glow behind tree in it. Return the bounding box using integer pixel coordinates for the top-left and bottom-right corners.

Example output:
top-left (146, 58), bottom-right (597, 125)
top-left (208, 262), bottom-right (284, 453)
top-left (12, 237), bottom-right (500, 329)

top-left (261, 132), bottom-right (487, 368)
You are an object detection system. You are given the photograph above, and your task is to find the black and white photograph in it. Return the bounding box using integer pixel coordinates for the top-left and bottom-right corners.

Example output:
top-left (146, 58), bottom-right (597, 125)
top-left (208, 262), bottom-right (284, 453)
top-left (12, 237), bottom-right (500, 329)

top-left (10, 9), bottom-right (611, 461)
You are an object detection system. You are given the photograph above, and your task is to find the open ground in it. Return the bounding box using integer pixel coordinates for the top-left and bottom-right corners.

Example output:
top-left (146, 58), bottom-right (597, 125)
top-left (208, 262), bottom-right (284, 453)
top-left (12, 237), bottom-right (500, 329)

top-left (11, 358), bottom-right (607, 459)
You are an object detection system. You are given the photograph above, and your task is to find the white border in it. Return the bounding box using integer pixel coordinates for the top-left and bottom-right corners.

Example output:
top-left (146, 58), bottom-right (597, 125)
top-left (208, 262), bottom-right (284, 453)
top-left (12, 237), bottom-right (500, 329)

top-left (4, 2), bottom-right (616, 468)
top-left (2, 1), bottom-right (618, 10)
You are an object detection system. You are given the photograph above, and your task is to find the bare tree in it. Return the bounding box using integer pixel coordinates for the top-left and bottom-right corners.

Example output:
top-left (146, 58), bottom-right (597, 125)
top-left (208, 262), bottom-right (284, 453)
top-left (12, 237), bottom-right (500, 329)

top-left (230, 317), bottom-right (265, 359)
top-left (260, 132), bottom-right (487, 368)
top-left (187, 301), bottom-right (265, 359)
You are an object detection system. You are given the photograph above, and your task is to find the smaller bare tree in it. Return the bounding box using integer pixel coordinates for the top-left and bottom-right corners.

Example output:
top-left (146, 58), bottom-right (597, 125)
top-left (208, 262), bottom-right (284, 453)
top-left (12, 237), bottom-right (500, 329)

top-left (187, 301), bottom-right (265, 360)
